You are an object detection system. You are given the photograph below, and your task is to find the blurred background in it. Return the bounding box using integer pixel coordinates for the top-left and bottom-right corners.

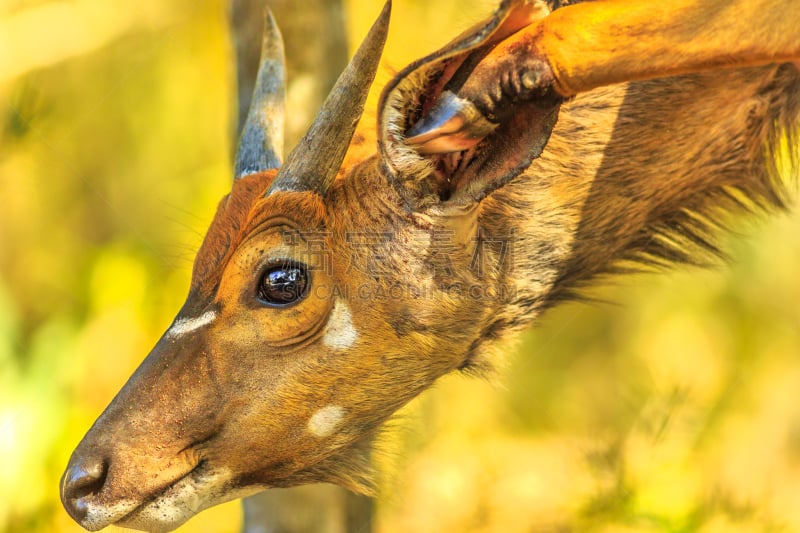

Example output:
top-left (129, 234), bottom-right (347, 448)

top-left (1, 0), bottom-right (799, 532)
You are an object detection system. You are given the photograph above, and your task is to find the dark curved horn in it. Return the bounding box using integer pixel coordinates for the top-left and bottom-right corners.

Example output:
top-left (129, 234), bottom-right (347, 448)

top-left (234, 8), bottom-right (286, 180)
top-left (267, 1), bottom-right (391, 196)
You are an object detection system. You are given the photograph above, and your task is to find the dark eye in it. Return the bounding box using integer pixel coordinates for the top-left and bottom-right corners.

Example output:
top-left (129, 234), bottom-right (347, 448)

top-left (257, 262), bottom-right (309, 306)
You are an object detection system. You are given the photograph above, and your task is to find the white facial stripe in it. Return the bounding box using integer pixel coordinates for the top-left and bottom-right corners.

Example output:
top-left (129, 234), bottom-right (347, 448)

top-left (165, 310), bottom-right (217, 339)
top-left (323, 300), bottom-right (358, 349)
top-left (307, 405), bottom-right (346, 437)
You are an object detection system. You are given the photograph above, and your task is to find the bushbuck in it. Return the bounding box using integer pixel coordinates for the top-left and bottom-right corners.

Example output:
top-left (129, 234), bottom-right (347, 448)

top-left (61, 0), bottom-right (799, 531)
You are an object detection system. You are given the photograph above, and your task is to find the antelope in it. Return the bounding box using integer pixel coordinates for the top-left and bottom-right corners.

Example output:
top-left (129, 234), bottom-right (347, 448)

top-left (61, 0), bottom-right (799, 531)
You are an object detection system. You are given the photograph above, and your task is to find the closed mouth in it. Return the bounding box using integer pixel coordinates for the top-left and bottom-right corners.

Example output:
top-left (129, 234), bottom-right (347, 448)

top-left (111, 460), bottom-right (208, 530)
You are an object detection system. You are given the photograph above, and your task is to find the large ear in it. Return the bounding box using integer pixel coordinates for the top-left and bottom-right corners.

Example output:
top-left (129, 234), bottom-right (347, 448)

top-left (378, 0), bottom-right (561, 210)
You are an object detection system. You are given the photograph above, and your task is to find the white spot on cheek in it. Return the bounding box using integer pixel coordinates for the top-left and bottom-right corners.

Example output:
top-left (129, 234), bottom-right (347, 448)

top-left (307, 405), bottom-right (346, 437)
top-left (165, 310), bottom-right (217, 339)
top-left (323, 300), bottom-right (357, 349)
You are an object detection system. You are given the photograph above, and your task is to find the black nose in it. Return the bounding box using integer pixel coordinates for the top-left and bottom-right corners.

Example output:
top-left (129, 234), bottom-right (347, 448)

top-left (61, 454), bottom-right (108, 523)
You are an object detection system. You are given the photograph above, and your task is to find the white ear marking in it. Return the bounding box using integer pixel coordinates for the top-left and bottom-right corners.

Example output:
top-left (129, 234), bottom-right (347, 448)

top-left (307, 405), bottom-right (346, 437)
top-left (323, 300), bottom-right (358, 349)
top-left (165, 310), bottom-right (217, 339)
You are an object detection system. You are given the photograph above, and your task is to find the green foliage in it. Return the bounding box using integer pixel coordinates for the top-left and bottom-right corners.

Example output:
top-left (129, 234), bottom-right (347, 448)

top-left (1, 1), bottom-right (798, 532)
top-left (0, 0), bottom-right (240, 530)
top-left (381, 210), bottom-right (800, 532)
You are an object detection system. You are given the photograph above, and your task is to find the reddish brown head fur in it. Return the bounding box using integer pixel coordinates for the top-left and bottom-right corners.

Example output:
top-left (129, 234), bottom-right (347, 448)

top-left (61, 0), bottom-right (799, 531)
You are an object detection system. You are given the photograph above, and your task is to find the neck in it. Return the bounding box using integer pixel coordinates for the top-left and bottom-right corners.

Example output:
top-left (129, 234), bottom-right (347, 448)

top-left (479, 63), bottom-right (797, 333)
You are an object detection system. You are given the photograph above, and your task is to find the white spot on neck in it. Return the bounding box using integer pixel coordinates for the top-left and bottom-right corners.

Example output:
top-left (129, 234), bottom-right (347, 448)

top-left (323, 300), bottom-right (357, 349)
top-left (307, 405), bottom-right (346, 437)
top-left (166, 310), bottom-right (217, 339)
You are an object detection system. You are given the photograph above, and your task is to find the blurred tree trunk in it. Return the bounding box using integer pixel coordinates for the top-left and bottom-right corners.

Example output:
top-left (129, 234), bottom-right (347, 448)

top-left (230, 0), bottom-right (374, 532)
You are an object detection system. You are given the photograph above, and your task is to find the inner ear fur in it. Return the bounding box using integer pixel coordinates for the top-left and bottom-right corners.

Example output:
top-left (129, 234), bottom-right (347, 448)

top-left (377, 0), bottom-right (560, 211)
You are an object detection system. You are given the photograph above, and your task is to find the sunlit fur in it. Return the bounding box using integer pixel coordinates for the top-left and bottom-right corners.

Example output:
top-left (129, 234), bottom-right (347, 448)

top-left (61, 1), bottom-right (799, 531)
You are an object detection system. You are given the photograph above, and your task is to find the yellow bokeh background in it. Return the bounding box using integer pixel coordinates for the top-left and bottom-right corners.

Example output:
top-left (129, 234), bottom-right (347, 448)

top-left (1, 1), bottom-right (799, 532)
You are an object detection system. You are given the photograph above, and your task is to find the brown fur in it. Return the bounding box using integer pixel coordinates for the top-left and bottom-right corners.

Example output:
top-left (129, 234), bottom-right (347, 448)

top-left (473, 64), bottom-right (799, 362)
top-left (61, 1), bottom-right (800, 531)
top-left (539, 0), bottom-right (800, 95)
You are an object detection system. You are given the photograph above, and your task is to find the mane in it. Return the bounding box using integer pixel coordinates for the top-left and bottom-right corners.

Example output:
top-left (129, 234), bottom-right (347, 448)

top-left (548, 65), bottom-right (799, 306)
top-left (461, 63), bottom-right (800, 370)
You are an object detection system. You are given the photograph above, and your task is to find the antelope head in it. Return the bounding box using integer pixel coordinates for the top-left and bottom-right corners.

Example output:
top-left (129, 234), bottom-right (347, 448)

top-left (61, 1), bottom-right (564, 530)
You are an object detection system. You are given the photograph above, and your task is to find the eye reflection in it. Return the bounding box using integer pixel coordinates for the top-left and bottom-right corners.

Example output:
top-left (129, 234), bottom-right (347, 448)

top-left (257, 262), bottom-right (309, 306)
